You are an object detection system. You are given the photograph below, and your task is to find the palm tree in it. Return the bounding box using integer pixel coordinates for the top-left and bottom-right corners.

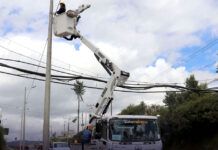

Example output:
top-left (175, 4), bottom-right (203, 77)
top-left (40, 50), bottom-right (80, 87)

top-left (73, 80), bottom-right (85, 134)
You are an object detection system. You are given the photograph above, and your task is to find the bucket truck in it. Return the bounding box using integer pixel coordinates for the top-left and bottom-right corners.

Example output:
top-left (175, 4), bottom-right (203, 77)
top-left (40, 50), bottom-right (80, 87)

top-left (53, 4), bottom-right (162, 150)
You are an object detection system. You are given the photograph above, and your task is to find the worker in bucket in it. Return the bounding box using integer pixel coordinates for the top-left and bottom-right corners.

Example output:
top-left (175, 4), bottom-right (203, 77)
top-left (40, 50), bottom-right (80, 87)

top-left (56, 0), bottom-right (66, 15)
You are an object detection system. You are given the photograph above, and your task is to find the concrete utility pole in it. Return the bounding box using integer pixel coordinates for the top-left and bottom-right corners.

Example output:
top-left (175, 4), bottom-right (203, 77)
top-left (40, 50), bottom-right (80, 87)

top-left (43, 0), bottom-right (53, 150)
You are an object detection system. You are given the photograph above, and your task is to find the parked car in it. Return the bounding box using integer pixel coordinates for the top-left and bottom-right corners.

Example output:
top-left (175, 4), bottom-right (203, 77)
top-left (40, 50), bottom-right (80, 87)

top-left (50, 142), bottom-right (70, 150)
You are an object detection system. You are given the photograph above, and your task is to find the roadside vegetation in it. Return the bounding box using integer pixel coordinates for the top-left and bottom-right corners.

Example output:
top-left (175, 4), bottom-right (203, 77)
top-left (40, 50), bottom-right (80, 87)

top-left (119, 75), bottom-right (218, 150)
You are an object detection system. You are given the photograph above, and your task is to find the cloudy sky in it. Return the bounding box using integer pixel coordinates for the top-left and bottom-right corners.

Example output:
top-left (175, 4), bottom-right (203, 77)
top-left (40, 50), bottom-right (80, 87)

top-left (0, 0), bottom-right (218, 141)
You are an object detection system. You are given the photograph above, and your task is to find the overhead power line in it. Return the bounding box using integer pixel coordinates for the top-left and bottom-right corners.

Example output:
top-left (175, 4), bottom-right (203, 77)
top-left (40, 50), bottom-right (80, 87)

top-left (0, 62), bottom-right (106, 83)
top-left (0, 62), bottom-right (217, 93)
top-left (184, 39), bottom-right (218, 63)
top-left (0, 44), bottom-right (103, 78)
top-left (1, 70), bottom-right (217, 94)
top-left (1, 57), bottom-right (216, 86)
top-left (0, 57), bottom-right (186, 86)
top-left (0, 37), bottom-right (102, 77)
top-left (150, 38), bottom-right (218, 81)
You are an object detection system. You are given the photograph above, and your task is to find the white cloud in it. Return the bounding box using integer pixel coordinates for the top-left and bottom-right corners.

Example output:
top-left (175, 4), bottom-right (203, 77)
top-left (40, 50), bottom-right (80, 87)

top-left (191, 70), bottom-right (218, 86)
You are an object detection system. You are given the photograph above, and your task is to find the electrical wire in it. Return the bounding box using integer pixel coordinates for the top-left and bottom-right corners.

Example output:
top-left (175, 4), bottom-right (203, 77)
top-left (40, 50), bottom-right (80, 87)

top-left (0, 57), bottom-right (187, 86)
top-left (1, 57), bottom-right (216, 88)
top-left (150, 39), bottom-right (218, 81)
top-left (0, 62), bottom-right (107, 82)
top-left (195, 61), bottom-right (217, 70)
top-left (0, 70), bottom-right (217, 94)
top-left (0, 44), bottom-right (103, 78)
top-left (2, 40), bottom-right (215, 87)
top-left (0, 36), bottom-right (105, 78)
top-left (0, 37), bottom-right (186, 85)
top-left (0, 62), bottom-right (217, 93)
top-left (0, 57), bottom-right (106, 79)
top-left (184, 39), bottom-right (218, 63)
top-left (26, 39), bottom-right (48, 99)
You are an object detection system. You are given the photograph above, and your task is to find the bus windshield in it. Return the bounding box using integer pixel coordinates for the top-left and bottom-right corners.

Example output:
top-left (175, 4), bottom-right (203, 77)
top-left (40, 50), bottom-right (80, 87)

top-left (109, 118), bottom-right (160, 142)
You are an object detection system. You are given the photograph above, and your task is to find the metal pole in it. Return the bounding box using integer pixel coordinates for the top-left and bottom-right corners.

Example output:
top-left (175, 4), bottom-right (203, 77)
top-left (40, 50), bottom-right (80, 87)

top-left (81, 112), bottom-right (84, 130)
top-left (43, 0), bottom-right (53, 149)
top-left (20, 108), bottom-right (23, 150)
top-left (77, 95), bottom-right (80, 133)
top-left (111, 101), bottom-right (112, 116)
top-left (67, 119), bottom-right (69, 143)
top-left (0, 108), bottom-right (2, 126)
top-left (22, 87), bottom-right (26, 150)
top-left (64, 121), bottom-right (66, 134)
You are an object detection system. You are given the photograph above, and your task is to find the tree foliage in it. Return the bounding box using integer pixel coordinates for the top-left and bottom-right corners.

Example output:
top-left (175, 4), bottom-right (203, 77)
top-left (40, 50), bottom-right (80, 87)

top-left (119, 101), bottom-right (164, 116)
top-left (160, 75), bottom-right (218, 149)
top-left (119, 101), bottom-right (145, 115)
top-left (73, 80), bottom-right (85, 101)
top-left (185, 74), bottom-right (198, 89)
top-left (119, 75), bottom-right (218, 149)
top-left (163, 74), bottom-right (208, 110)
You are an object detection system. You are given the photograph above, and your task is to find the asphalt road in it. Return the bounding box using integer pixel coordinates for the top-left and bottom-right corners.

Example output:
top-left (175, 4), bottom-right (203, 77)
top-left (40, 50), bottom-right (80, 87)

top-left (71, 144), bottom-right (97, 150)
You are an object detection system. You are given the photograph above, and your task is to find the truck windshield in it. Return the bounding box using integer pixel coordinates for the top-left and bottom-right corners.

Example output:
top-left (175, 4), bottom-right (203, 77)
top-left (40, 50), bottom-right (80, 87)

top-left (109, 118), bottom-right (160, 142)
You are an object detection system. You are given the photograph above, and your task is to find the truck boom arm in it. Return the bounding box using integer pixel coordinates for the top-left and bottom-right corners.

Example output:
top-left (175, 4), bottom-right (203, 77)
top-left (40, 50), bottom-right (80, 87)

top-left (53, 4), bottom-right (129, 120)
top-left (77, 33), bottom-right (130, 119)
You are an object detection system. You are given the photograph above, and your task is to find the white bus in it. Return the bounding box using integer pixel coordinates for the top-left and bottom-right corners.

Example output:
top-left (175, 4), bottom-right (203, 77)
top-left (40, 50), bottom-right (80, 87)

top-left (92, 115), bottom-right (162, 150)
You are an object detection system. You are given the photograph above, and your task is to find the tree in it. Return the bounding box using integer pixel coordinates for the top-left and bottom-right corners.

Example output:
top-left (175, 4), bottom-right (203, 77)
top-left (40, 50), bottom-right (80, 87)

top-left (160, 75), bottom-right (218, 149)
top-left (163, 74), bottom-right (204, 110)
top-left (163, 92), bottom-right (180, 110)
top-left (119, 101), bottom-right (145, 115)
top-left (120, 101), bottom-right (164, 115)
top-left (73, 80), bottom-right (85, 134)
top-left (185, 74), bottom-right (198, 89)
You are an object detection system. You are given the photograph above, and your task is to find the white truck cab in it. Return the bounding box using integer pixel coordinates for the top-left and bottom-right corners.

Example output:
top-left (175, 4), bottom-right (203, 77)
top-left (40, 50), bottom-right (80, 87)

top-left (92, 115), bottom-right (162, 150)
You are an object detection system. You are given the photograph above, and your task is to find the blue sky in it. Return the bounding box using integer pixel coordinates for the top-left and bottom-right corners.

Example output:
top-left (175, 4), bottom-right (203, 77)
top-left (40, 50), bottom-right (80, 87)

top-left (180, 31), bottom-right (218, 72)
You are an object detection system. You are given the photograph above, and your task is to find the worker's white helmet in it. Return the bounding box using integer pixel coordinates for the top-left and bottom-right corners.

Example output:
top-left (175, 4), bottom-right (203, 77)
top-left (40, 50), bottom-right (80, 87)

top-left (60, 0), bottom-right (65, 4)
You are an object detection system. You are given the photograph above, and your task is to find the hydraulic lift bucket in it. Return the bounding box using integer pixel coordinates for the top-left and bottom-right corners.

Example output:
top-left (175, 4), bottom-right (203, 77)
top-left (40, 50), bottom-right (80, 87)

top-left (53, 12), bottom-right (77, 37)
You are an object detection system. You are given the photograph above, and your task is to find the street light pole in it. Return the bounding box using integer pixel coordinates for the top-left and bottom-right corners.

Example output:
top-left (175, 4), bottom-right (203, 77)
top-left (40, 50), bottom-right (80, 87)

top-left (67, 119), bottom-right (69, 143)
top-left (77, 95), bottom-right (80, 134)
top-left (0, 108), bottom-right (2, 125)
top-left (22, 87), bottom-right (27, 150)
top-left (20, 111), bottom-right (22, 150)
top-left (21, 86), bottom-right (35, 150)
top-left (111, 101), bottom-right (112, 116)
top-left (43, 0), bottom-right (53, 149)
